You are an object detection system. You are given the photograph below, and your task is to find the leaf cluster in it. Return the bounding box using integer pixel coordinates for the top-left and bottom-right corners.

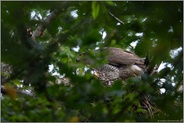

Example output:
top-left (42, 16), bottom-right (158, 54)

top-left (1, 1), bottom-right (183, 122)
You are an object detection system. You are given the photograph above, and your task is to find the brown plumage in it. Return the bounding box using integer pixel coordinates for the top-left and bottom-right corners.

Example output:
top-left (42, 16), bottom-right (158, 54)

top-left (77, 47), bottom-right (146, 84)
top-left (94, 47), bottom-right (146, 82)
top-left (102, 47), bottom-right (145, 69)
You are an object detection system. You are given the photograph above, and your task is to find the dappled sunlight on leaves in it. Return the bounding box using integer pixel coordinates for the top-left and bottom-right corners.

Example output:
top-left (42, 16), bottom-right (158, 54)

top-left (1, 1), bottom-right (183, 122)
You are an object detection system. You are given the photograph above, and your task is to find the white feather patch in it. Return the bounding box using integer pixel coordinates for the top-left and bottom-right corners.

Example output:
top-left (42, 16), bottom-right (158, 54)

top-left (130, 65), bottom-right (143, 75)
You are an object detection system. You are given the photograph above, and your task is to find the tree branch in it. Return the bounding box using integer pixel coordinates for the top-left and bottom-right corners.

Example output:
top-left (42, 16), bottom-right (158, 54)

top-left (108, 10), bottom-right (124, 25)
top-left (31, 2), bottom-right (69, 40)
top-left (31, 9), bottom-right (62, 39)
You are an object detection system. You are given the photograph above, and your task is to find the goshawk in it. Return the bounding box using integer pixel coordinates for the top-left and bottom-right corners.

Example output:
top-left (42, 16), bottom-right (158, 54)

top-left (77, 47), bottom-right (146, 86)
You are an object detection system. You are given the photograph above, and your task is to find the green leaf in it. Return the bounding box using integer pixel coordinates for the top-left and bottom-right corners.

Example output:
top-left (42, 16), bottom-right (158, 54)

top-left (13, 79), bottom-right (22, 86)
top-left (106, 1), bottom-right (114, 6)
top-left (92, 2), bottom-right (100, 19)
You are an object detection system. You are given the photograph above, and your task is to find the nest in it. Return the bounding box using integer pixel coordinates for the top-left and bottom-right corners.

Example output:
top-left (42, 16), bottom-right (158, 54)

top-left (138, 93), bottom-right (160, 118)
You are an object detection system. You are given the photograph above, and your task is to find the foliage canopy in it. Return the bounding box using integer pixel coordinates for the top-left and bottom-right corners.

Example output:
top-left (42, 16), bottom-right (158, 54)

top-left (1, 1), bottom-right (183, 122)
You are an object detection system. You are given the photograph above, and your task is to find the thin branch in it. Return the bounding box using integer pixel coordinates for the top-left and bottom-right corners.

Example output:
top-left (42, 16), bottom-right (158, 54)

top-left (31, 9), bottom-right (62, 39)
top-left (31, 2), bottom-right (69, 39)
top-left (108, 10), bottom-right (124, 25)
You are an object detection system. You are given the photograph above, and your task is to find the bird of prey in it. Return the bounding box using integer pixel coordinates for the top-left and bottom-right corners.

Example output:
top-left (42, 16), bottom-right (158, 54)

top-left (77, 47), bottom-right (146, 86)
top-left (92, 47), bottom-right (145, 85)
top-left (93, 64), bottom-right (120, 86)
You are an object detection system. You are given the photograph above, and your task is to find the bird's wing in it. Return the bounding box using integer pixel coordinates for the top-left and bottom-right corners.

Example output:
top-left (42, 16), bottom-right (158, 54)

top-left (106, 47), bottom-right (145, 69)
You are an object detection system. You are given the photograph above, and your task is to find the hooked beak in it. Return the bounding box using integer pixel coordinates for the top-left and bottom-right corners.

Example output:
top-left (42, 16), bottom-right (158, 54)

top-left (93, 70), bottom-right (100, 78)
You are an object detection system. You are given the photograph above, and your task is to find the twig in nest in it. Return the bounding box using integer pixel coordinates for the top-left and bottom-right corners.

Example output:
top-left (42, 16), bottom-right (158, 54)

top-left (141, 94), bottom-right (161, 118)
top-left (108, 10), bottom-right (124, 25)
